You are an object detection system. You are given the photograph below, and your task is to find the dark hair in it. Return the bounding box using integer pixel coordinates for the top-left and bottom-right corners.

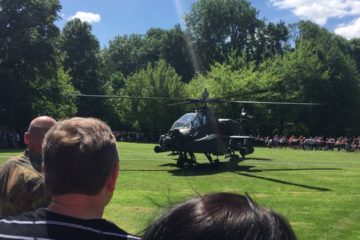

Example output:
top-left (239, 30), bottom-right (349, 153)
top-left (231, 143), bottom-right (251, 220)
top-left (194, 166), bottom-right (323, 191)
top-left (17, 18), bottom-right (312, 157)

top-left (43, 117), bottom-right (119, 195)
top-left (143, 192), bottom-right (296, 240)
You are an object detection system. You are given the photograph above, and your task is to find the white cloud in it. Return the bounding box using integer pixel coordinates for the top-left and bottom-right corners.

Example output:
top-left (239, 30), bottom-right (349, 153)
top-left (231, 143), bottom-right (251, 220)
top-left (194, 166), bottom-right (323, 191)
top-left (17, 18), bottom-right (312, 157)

top-left (335, 17), bottom-right (360, 39)
top-left (68, 11), bottom-right (101, 24)
top-left (269, 0), bottom-right (360, 25)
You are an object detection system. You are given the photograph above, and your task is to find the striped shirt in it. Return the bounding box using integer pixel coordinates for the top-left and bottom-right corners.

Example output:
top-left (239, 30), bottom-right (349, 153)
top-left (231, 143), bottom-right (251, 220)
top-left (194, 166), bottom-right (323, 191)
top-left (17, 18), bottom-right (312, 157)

top-left (0, 208), bottom-right (140, 240)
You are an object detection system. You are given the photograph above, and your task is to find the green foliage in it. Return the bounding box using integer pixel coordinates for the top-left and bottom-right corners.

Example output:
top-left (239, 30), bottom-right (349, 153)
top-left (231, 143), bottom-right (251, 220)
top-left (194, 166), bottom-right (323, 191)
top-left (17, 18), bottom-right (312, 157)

top-left (103, 25), bottom-right (194, 82)
top-left (30, 68), bottom-right (77, 118)
top-left (251, 21), bottom-right (290, 64)
top-left (0, 0), bottom-right (75, 129)
top-left (103, 34), bottom-right (152, 77)
top-left (294, 21), bottom-right (360, 135)
top-left (61, 19), bottom-right (102, 93)
top-left (349, 38), bottom-right (360, 72)
top-left (119, 60), bottom-right (185, 135)
top-left (187, 42), bottom-right (327, 135)
top-left (147, 25), bottom-right (195, 82)
top-left (257, 41), bottom-right (329, 134)
top-left (61, 19), bottom-right (107, 118)
top-left (185, 0), bottom-right (262, 70)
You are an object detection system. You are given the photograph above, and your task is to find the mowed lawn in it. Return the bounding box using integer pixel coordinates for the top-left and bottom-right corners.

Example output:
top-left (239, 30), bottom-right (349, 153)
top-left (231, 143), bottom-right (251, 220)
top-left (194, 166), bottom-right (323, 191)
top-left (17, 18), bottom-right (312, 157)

top-left (1, 142), bottom-right (359, 239)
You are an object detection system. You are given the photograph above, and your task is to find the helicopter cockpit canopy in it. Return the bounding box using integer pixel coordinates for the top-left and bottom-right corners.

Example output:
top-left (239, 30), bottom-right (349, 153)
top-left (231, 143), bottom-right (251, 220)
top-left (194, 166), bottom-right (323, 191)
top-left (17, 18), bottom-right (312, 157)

top-left (170, 112), bottom-right (207, 136)
top-left (171, 113), bottom-right (196, 130)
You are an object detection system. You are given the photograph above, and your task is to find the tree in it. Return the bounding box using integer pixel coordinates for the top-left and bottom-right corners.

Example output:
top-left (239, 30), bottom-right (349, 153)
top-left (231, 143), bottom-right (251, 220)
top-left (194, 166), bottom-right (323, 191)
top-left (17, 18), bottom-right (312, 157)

top-left (103, 34), bottom-right (152, 77)
top-left (146, 25), bottom-right (195, 82)
top-left (119, 60), bottom-right (185, 137)
top-left (61, 19), bottom-right (105, 117)
top-left (293, 21), bottom-right (360, 135)
top-left (103, 25), bottom-right (195, 83)
top-left (252, 21), bottom-right (289, 64)
top-left (258, 41), bottom-right (329, 135)
top-left (349, 38), bottom-right (360, 73)
top-left (0, 0), bottom-right (76, 129)
top-left (185, 0), bottom-right (261, 70)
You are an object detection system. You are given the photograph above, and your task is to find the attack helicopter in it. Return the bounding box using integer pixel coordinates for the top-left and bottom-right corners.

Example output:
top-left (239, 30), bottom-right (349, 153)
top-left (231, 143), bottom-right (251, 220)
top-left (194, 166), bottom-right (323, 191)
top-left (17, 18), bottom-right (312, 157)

top-left (152, 89), bottom-right (320, 168)
top-left (154, 89), bottom-right (255, 168)
top-left (70, 89), bottom-right (320, 168)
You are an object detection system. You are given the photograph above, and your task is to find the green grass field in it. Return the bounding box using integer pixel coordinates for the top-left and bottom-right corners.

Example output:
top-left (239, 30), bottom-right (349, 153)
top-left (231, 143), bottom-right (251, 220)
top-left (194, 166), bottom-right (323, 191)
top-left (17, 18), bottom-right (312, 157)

top-left (1, 143), bottom-right (359, 239)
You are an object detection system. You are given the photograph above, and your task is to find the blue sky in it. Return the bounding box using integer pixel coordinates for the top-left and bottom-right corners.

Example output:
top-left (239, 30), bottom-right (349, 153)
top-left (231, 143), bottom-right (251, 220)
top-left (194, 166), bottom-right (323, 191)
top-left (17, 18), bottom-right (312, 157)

top-left (57, 0), bottom-right (360, 48)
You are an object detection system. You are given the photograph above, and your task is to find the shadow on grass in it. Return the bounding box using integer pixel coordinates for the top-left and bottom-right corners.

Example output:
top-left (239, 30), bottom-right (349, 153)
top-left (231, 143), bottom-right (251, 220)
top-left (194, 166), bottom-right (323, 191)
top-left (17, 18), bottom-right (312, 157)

top-left (167, 161), bottom-right (336, 192)
top-left (247, 167), bottom-right (341, 172)
top-left (244, 157), bottom-right (272, 161)
top-left (121, 169), bottom-right (170, 172)
top-left (233, 172), bottom-right (331, 192)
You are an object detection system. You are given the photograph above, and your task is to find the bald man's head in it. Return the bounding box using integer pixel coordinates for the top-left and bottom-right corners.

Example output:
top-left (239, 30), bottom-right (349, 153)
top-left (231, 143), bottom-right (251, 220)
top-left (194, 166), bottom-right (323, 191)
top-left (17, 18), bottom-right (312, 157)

top-left (24, 116), bottom-right (56, 154)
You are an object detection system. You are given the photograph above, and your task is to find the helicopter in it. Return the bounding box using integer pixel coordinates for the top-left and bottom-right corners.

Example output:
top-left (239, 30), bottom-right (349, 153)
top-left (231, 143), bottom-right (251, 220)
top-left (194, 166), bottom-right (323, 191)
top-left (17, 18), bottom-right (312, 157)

top-left (153, 89), bottom-right (254, 168)
top-left (152, 89), bottom-right (321, 168)
top-left (70, 89), bottom-right (320, 168)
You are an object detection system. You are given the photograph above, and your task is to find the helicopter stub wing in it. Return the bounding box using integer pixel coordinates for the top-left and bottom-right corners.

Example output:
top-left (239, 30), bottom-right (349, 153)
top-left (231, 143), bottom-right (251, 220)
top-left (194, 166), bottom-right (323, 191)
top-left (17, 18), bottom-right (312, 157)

top-left (229, 135), bottom-right (254, 139)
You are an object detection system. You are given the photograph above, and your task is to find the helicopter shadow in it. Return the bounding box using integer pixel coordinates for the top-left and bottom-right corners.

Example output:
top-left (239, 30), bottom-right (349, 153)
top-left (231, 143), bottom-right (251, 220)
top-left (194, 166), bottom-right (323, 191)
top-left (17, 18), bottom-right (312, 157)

top-left (167, 162), bottom-right (338, 192)
top-left (167, 162), bottom-right (254, 176)
top-left (242, 157), bottom-right (272, 161)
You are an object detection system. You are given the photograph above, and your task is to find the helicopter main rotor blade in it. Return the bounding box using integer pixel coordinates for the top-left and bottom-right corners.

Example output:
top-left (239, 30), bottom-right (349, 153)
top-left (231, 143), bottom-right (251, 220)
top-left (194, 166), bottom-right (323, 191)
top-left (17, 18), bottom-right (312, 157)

top-left (168, 98), bottom-right (225, 106)
top-left (229, 100), bottom-right (322, 106)
top-left (168, 101), bottom-right (193, 106)
top-left (211, 89), bottom-right (272, 101)
top-left (67, 93), bottom-right (186, 101)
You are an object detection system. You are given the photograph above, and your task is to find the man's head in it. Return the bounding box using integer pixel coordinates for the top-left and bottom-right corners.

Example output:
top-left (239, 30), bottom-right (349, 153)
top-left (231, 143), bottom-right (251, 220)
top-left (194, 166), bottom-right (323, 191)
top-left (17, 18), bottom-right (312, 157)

top-left (24, 116), bottom-right (57, 154)
top-left (24, 116), bottom-right (56, 172)
top-left (43, 117), bottom-right (119, 198)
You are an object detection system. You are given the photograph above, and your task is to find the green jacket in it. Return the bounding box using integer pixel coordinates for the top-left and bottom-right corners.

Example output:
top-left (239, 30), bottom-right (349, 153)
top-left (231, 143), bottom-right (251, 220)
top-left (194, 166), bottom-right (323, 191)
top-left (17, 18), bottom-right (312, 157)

top-left (0, 150), bottom-right (50, 217)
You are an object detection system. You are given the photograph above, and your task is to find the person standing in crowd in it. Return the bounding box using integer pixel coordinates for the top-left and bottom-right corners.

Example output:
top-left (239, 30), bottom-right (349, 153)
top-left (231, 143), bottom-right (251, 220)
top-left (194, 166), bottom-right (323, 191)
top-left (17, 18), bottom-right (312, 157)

top-left (143, 192), bottom-right (296, 240)
top-left (0, 116), bottom-right (56, 217)
top-left (0, 117), bottom-right (140, 240)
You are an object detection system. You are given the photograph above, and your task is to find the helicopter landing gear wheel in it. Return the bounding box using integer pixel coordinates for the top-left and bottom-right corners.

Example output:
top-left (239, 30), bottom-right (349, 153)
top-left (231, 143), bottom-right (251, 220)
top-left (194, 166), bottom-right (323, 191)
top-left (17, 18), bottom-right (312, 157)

top-left (229, 154), bottom-right (240, 162)
top-left (176, 159), bottom-right (185, 168)
top-left (187, 152), bottom-right (196, 167)
top-left (213, 159), bottom-right (220, 168)
top-left (177, 152), bottom-right (196, 168)
top-left (239, 147), bottom-right (247, 160)
top-left (205, 153), bottom-right (219, 168)
top-left (176, 152), bottom-right (186, 168)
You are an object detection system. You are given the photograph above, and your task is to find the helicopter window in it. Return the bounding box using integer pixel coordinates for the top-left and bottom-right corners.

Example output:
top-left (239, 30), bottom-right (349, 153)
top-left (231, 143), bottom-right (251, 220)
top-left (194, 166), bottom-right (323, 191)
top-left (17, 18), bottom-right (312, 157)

top-left (202, 116), bottom-right (207, 125)
top-left (192, 115), bottom-right (202, 129)
top-left (171, 113), bottom-right (196, 129)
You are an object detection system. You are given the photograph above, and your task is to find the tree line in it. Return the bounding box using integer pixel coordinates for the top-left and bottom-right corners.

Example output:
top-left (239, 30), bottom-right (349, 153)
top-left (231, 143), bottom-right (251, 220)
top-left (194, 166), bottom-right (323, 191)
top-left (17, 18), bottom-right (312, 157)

top-left (1, 0), bottom-right (359, 138)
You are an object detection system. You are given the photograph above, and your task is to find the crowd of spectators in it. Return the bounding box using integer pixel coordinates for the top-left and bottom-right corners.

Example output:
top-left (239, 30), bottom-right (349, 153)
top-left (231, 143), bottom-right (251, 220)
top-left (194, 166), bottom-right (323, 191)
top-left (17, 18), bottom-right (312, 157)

top-left (255, 135), bottom-right (360, 152)
top-left (3, 124), bottom-right (360, 153)
top-left (112, 130), bottom-right (360, 153)
top-left (0, 125), bottom-right (20, 149)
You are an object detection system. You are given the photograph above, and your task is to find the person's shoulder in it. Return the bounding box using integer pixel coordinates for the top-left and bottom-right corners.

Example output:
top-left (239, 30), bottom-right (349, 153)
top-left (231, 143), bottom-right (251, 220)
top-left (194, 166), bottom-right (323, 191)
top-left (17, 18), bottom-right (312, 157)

top-left (7, 161), bottom-right (42, 182)
top-left (6, 152), bottom-right (27, 162)
top-left (0, 158), bottom-right (43, 194)
top-left (3, 153), bottom-right (32, 169)
top-left (6, 153), bottom-right (42, 178)
top-left (37, 210), bottom-right (141, 240)
top-left (94, 218), bottom-right (141, 240)
top-left (1, 155), bottom-right (21, 168)
top-left (0, 208), bottom-right (45, 226)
